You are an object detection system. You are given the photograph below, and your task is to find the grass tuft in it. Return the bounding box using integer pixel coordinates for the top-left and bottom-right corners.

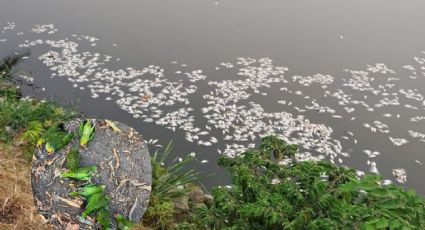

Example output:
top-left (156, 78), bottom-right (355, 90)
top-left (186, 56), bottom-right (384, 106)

top-left (141, 142), bottom-right (199, 229)
top-left (0, 54), bottom-right (75, 158)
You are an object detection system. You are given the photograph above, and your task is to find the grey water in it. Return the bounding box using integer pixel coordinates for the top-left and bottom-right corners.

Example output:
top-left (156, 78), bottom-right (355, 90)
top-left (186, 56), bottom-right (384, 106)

top-left (2, 0), bottom-right (425, 195)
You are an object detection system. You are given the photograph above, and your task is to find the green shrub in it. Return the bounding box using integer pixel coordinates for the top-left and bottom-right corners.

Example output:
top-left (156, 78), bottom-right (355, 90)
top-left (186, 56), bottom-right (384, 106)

top-left (141, 136), bottom-right (425, 230)
top-left (0, 54), bottom-right (75, 157)
top-left (194, 136), bottom-right (425, 230)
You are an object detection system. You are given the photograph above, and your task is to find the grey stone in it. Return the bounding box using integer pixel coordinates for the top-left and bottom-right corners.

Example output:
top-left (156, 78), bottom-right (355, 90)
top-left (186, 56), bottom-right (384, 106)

top-left (5, 126), bottom-right (16, 136)
top-left (204, 194), bottom-right (214, 205)
top-left (188, 187), bottom-right (205, 203)
top-left (173, 196), bottom-right (189, 211)
top-left (31, 118), bottom-right (152, 229)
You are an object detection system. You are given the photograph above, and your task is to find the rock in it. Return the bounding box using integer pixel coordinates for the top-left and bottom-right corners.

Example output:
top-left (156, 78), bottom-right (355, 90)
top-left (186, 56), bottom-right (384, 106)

top-left (173, 196), bottom-right (189, 211)
top-left (191, 202), bottom-right (206, 210)
top-left (31, 118), bottom-right (152, 229)
top-left (5, 126), bottom-right (16, 136)
top-left (188, 187), bottom-right (204, 203)
top-left (204, 194), bottom-right (214, 205)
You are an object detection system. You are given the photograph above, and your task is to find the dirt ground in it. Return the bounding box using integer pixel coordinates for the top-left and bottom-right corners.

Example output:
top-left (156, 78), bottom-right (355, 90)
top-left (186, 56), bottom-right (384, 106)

top-left (0, 143), bottom-right (51, 230)
top-left (0, 145), bottom-right (153, 230)
top-left (1, 119), bottom-right (152, 230)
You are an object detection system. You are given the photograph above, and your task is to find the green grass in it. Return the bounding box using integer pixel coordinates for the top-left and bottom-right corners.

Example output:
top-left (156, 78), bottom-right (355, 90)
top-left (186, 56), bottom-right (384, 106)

top-left (142, 142), bottom-right (199, 229)
top-left (0, 54), bottom-right (75, 157)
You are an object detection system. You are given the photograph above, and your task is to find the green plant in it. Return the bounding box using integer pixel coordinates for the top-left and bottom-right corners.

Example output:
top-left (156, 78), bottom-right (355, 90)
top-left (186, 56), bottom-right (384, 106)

top-left (0, 54), bottom-right (75, 157)
top-left (260, 135), bottom-right (296, 160)
top-left (20, 121), bottom-right (44, 146)
top-left (0, 94), bottom-right (74, 157)
top-left (115, 213), bottom-right (134, 230)
top-left (142, 143), bottom-right (198, 229)
top-left (0, 86), bottom-right (21, 100)
top-left (193, 136), bottom-right (425, 230)
top-left (0, 53), bottom-right (24, 81)
top-left (61, 141), bottom-right (108, 229)
top-left (151, 143), bottom-right (198, 199)
top-left (143, 197), bottom-right (175, 229)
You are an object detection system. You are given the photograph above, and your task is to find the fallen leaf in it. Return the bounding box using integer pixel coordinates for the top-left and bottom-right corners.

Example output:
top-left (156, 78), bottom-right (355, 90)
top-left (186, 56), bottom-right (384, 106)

top-left (105, 119), bottom-right (122, 132)
top-left (65, 222), bottom-right (79, 230)
top-left (55, 195), bottom-right (82, 208)
top-left (112, 148), bottom-right (120, 169)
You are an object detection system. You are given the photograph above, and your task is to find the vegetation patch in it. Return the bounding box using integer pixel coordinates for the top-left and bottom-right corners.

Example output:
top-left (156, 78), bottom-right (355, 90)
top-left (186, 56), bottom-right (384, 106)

top-left (135, 136), bottom-right (425, 230)
top-left (0, 54), bottom-right (75, 158)
top-left (193, 136), bottom-right (425, 229)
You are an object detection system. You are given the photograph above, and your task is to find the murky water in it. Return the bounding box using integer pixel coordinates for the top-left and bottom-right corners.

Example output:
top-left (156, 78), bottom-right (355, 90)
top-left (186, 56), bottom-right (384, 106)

top-left (2, 0), bottom-right (425, 195)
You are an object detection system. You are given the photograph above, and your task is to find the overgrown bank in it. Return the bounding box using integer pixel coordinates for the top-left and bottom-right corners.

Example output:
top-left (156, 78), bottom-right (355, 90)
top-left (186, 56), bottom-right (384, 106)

top-left (1, 56), bottom-right (425, 229)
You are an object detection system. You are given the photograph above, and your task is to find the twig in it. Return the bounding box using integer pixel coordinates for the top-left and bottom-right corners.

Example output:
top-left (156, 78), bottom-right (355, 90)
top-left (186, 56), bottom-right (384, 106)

top-left (128, 197), bottom-right (138, 221)
top-left (45, 156), bottom-right (59, 166)
top-left (55, 195), bottom-right (82, 208)
top-left (52, 213), bottom-right (63, 225)
top-left (115, 178), bottom-right (130, 193)
top-left (112, 148), bottom-right (120, 169)
top-left (108, 161), bottom-right (118, 185)
top-left (130, 180), bottom-right (152, 192)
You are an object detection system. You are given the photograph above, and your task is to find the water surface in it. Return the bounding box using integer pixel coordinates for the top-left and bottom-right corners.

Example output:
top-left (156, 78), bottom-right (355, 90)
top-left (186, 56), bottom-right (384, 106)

top-left (1, 0), bottom-right (425, 194)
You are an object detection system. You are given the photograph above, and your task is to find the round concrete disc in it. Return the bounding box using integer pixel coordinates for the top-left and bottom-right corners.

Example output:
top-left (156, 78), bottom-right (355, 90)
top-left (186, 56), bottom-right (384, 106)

top-left (31, 118), bottom-right (152, 229)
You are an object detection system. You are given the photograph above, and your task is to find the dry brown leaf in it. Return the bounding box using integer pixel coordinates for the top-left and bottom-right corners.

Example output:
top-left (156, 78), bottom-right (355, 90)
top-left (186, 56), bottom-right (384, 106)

top-left (65, 222), bottom-right (79, 230)
top-left (55, 196), bottom-right (82, 208)
top-left (105, 119), bottom-right (122, 132)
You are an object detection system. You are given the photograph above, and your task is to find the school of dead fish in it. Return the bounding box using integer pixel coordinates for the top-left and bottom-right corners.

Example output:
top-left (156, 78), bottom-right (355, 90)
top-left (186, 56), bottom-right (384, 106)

top-left (2, 22), bottom-right (425, 185)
